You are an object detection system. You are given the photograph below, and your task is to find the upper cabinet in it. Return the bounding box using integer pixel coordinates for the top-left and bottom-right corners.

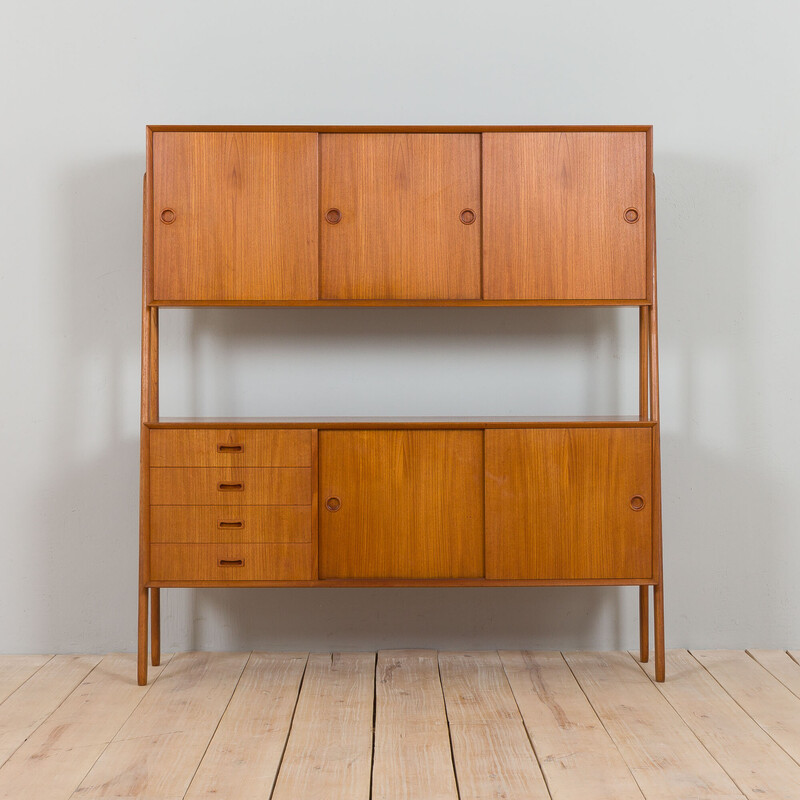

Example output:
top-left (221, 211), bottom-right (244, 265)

top-left (319, 134), bottom-right (481, 300)
top-left (151, 131), bottom-right (318, 302)
top-left (482, 132), bottom-right (648, 301)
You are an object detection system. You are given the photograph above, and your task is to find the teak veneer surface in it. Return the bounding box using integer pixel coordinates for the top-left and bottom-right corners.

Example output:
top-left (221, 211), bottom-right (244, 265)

top-left (152, 131), bottom-right (318, 302)
top-left (149, 428), bottom-right (311, 467)
top-left (149, 467), bottom-right (311, 505)
top-left (318, 430), bottom-right (484, 579)
top-left (320, 133), bottom-right (481, 300)
top-left (150, 505), bottom-right (312, 544)
top-left (485, 427), bottom-right (653, 579)
top-left (483, 131), bottom-right (648, 301)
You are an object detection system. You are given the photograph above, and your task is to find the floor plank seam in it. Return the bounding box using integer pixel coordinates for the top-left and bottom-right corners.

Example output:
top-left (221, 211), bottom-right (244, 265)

top-left (688, 650), bottom-right (800, 772)
top-left (437, 651), bottom-right (463, 800)
top-left (629, 651), bottom-right (751, 799)
top-left (746, 649), bottom-right (800, 701)
top-left (266, 652), bottom-right (310, 800)
top-left (0, 654), bottom-right (55, 706)
top-left (181, 651), bottom-right (253, 800)
top-left (58, 654), bottom-right (174, 800)
top-left (0, 656), bottom-right (102, 771)
top-left (560, 652), bottom-right (648, 800)
top-left (499, 651), bottom-right (555, 800)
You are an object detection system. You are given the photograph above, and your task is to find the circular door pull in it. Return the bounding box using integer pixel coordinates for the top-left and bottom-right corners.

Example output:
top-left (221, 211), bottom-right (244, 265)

top-left (160, 208), bottom-right (176, 224)
top-left (624, 207), bottom-right (640, 224)
top-left (630, 495), bottom-right (646, 511)
top-left (325, 208), bottom-right (342, 225)
top-left (325, 496), bottom-right (341, 512)
top-left (459, 208), bottom-right (476, 225)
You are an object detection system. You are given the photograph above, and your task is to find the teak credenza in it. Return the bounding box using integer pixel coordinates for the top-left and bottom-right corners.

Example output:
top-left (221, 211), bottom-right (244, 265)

top-left (138, 125), bottom-right (664, 685)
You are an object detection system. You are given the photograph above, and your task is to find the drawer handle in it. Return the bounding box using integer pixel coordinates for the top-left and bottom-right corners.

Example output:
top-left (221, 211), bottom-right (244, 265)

top-left (218, 558), bottom-right (244, 567)
top-left (630, 495), bottom-right (646, 511)
top-left (325, 208), bottom-right (342, 224)
top-left (218, 482), bottom-right (244, 492)
top-left (624, 207), bottom-right (640, 223)
top-left (217, 443), bottom-right (244, 453)
top-left (325, 496), bottom-right (341, 512)
top-left (459, 208), bottom-right (476, 225)
top-left (160, 208), bottom-right (176, 224)
top-left (218, 520), bottom-right (244, 529)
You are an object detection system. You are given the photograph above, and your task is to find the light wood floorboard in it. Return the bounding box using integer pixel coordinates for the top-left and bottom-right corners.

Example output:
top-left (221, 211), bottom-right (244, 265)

top-left (270, 652), bottom-right (375, 800)
top-left (638, 649), bottom-right (800, 799)
top-left (1, 650), bottom-right (800, 799)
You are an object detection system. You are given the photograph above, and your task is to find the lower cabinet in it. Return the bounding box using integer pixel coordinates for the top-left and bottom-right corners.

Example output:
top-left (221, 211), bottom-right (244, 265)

top-left (485, 427), bottom-right (653, 580)
top-left (318, 430), bottom-right (484, 578)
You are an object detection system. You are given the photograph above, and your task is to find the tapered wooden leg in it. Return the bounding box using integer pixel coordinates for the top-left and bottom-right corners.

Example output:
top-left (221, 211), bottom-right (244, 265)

top-left (150, 588), bottom-right (161, 667)
top-left (639, 586), bottom-right (649, 663)
top-left (138, 584), bottom-right (148, 686)
top-left (654, 581), bottom-right (665, 682)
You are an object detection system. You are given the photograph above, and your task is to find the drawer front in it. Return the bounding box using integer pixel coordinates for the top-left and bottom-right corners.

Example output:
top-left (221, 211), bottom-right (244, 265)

top-left (149, 429), bottom-right (311, 467)
top-left (150, 543), bottom-right (315, 581)
top-left (150, 506), bottom-right (311, 544)
top-left (150, 468), bottom-right (311, 505)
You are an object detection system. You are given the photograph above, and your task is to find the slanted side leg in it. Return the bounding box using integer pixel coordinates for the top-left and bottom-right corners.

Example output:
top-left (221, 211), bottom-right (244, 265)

top-left (639, 586), bottom-right (649, 663)
top-left (138, 584), bottom-right (148, 685)
top-left (151, 588), bottom-right (161, 667)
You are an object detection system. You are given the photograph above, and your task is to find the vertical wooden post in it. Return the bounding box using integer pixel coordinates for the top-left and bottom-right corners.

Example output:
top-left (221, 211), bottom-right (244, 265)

top-left (649, 173), bottom-right (665, 682)
top-left (139, 151), bottom-right (158, 685)
top-left (638, 305), bottom-right (650, 663)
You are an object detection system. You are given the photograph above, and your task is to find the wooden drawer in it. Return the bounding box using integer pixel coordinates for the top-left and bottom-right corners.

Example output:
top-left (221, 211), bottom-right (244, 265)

top-left (149, 429), bottom-right (311, 467)
top-left (150, 468), bottom-right (311, 505)
top-left (150, 506), bottom-right (311, 544)
top-left (150, 543), bottom-right (315, 581)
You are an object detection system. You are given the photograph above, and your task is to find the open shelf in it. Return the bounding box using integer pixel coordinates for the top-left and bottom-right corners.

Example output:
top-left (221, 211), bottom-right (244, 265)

top-left (146, 416), bottom-right (655, 429)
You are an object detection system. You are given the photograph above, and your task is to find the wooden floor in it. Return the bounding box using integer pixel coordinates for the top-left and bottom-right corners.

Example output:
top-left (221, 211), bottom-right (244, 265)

top-left (2, 651), bottom-right (800, 798)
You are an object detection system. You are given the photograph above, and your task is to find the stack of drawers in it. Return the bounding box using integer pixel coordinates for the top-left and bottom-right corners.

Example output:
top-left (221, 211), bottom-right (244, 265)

top-left (148, 429), bottom-right (315, 581)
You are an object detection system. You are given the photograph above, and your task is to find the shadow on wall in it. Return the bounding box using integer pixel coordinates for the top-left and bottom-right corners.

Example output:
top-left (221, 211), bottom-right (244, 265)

top-left (40, 151), bottom-right (773, 654)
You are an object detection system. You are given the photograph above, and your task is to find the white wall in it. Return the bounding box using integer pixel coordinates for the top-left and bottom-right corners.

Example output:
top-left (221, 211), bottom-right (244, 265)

top-left (1, 0), bottom-right (798, 654)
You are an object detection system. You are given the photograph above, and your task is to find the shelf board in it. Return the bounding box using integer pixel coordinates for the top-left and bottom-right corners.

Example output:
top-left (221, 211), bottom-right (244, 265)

top-left (150, 299), bottom-right (651, 308)
top-left (146, 416), bottom-right (655, 429)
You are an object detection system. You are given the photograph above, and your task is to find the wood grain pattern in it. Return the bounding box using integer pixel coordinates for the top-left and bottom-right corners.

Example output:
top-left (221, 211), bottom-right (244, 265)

top-left (565, 651), bottom-right (743, 798)
top-left (319, 430), bottom-right (484, 579)
top-left (184, 653), bottom-right (307, 800)
top-left (0, 654), bottom-right (169, 800)
top-left (483, 131), bottom-right (647, 300)
top-left (0, 655), bottom-right (101, 767)
top-left (639, 650), bottom-right (800, 800)
top-left (748, 650), bottom-right (800, 699)
top-left (372, 651), bottom-right (458, 800)
top-left (0, 655), bottom-right (51, 705)
top-left (150, 543), bottom-right (315, 581)
top-left (271, 653), bottom-right (374, 800)
top-left (72, 651), bottom-right (248, 800)
top-left (150, 505), bottom-right (311, 543)
top-left (500, 650), bottom-right (644, 799)
top-left (150, 467), bottom-right (311, 505)
top-left (692, 650), bottom-right (800, 764)
top-left (438, 652), bottom-right (550, 800)
top-left (320, 134), bottom-right (481, 300)
top-left (485, 427), bottom-right (652, 579)
top-left (152, 132), bottom-right (318, 302)
top-left (149, 428), bottom-right (311, 467)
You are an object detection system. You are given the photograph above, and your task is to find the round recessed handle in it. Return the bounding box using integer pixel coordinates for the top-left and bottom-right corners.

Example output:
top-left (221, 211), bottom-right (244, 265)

top-left (160, 208), bottom-right (176, 224)
top-left (624, 207), bottom-right (640, 224)
top-left (459, 208), bottom-right (476, 225)
top-left (325, 496), bottom-right (341, 512)
top-left (325, 208), bottom-right (342, 225)
top-left (630, 495), bottom-right (646, 511)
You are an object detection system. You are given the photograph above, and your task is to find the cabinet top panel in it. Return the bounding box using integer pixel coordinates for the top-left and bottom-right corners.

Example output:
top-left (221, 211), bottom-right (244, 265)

top-left (147, 124), bottom-right (652, 134)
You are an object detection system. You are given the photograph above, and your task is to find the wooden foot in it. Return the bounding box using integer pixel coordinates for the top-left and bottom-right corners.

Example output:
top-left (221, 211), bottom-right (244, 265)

top-left (639, 586), bottom-right (649, 663)
top-left (151, 588), bottom-right (161, 667)
top-left (654, 581), bottom-right (665, 682)
top-left (138, 585), bottom-right (148, 685)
